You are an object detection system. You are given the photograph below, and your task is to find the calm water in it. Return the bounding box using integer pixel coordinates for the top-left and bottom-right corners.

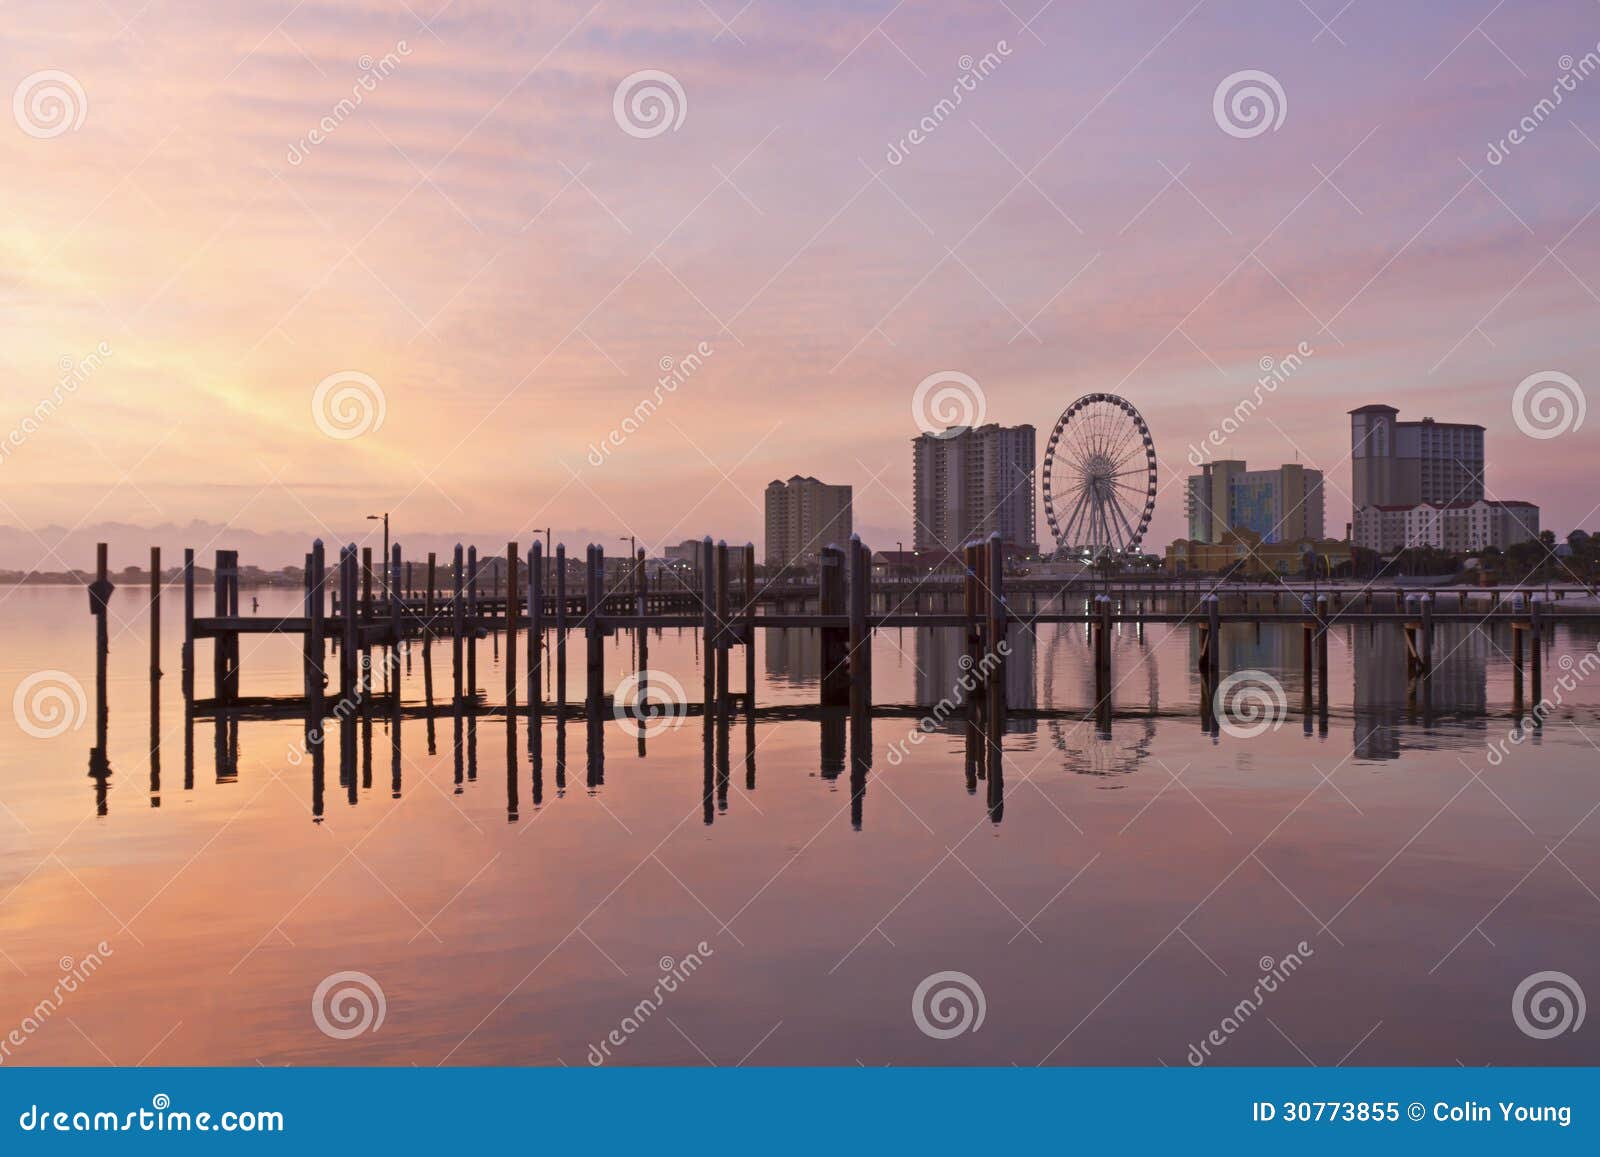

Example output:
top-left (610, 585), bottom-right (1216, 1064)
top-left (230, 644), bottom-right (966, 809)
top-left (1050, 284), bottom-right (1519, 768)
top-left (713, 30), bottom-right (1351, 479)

top-left (2, 584), bottom-right (1597, 1066)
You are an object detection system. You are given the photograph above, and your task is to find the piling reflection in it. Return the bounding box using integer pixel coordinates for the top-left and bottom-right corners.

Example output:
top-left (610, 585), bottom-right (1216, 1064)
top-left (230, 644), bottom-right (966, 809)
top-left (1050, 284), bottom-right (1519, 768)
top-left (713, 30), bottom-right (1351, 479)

top-left (1352, 622), bottom-right (1491, 759)
top-left (80, 578), bottom-right (1585, 824)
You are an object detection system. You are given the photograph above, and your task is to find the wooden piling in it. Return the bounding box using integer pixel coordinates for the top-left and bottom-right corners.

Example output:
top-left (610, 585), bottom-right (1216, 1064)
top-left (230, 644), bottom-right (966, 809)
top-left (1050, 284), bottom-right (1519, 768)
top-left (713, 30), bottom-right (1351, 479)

top-left (701, 535), bottom-right (716, 703)
top-left (389, 544), bottom-right (402, 698)
top-left (361, 547), bottom-right (373, 626)
top-left (986, 531), bottom-right (1004, 659)
top-left (587, 545), bottom-right (605, 704)
top-left (529, 542), bottom-right (542, 709)
top-left (90, 543), bottom-right (112, 778)
top-left (743, 544), bottom-right (756, 705)
top-left (1315, 594), bottom-right (1329, 715)
top-left (1206, 594), bottom-right (1221, 681)
top-left (452, 544), bottom-right (465, 707)
top-left (149, 546), bottom-right (161, 690)
top-left (716, 541), bottom-right (730, 708)
top-left (555, 544), bottom-right (568, 638)
top-left (466, 545), bottom-right (478, 695)
top-left (182, 548), bottom-right (195, 701)
top-left (1530, 597), bottom-right (1543, 710)
top-left (213, 549), bottom-right (240, 702)
top-left (1301, 617), bottom-right (1314, 714)
top-left (506, 542), bottom-right (519, 704)
top-left (424, 551), bottom-right (437, 624)
top-left (555, 544), bottom-right (568, 701)
top-left (308, 541), bottom-right (326, 717)
top-left (819, 544), bottom-right (849, 707)
top-left (340, 545), bottom-right (358, 701)
top-left (848, 535), bottom-right (868, 712)
top-left (1512, 617), bottom-right (1526, 715)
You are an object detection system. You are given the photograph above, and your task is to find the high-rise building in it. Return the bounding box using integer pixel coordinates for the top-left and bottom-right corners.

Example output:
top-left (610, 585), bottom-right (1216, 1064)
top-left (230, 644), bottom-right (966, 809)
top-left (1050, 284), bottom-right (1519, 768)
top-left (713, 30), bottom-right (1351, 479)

top-left (912, 424), bottom-right (1037, 553)
top-left (1349, 405), bottom-right (1484, 507)
top-left (1347, 404), bottom-right (1542, 554)
top-left (764, 475), bottom-right (853, 569)
top-left (1185, 460), bottom-right (1324, 544)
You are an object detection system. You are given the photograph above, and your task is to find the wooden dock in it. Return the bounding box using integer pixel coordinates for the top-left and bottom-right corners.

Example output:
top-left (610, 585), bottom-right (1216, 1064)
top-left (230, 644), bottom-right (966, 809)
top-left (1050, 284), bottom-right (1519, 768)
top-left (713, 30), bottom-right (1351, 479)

top-left (84, 534), bottom-right (1598, 731)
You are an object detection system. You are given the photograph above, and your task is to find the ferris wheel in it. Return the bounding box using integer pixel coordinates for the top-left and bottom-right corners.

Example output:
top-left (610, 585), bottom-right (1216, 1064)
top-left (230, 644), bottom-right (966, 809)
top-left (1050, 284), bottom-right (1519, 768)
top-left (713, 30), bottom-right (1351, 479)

top-left (1042, 393), bottom-right (1157, 559)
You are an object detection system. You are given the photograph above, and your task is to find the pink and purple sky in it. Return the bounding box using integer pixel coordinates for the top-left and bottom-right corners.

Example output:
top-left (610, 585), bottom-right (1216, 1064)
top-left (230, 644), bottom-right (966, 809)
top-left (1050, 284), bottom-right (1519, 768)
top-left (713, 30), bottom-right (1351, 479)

top-left (3, 0), bottom-right (1597, 566)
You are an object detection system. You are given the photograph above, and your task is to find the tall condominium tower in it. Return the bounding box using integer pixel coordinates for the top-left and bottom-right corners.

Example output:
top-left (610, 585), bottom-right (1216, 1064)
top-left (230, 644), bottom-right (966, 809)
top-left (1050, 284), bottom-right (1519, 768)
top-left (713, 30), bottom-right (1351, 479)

top-left (1349, 405), bottom-right (1485, 507)
top-left (763, 475), bottom-right (853, 569)
top-left (912, 423), bottom-right (1037, 553)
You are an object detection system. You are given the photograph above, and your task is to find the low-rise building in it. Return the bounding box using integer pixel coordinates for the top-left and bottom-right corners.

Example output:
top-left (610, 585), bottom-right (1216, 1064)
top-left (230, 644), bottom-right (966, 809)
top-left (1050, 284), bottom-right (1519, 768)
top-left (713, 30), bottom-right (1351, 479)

top-left (1166, 529), bottom-right (1351, 577)
top-left (1352, 499), bottom-right (1539, 553)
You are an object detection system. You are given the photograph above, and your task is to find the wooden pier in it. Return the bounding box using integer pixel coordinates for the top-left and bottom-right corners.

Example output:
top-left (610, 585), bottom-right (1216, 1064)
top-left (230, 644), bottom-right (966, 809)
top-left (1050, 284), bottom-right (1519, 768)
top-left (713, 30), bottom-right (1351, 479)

top-left (87, 534), bottom-right (1597, 729)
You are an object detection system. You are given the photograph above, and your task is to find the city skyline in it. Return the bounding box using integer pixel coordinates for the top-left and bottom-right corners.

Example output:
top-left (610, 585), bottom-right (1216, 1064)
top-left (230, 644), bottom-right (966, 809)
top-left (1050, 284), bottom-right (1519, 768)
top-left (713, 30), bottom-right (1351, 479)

top-left (4, 3), bottom-right (1598, 563)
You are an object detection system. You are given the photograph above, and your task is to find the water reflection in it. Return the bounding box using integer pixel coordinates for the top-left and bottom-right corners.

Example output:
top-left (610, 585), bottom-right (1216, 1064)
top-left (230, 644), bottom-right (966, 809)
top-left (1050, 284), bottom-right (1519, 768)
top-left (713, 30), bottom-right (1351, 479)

top-left (1352, 622), bottom-right (1491, 759)
top-left (85, 613), bottom-right (1580, 829)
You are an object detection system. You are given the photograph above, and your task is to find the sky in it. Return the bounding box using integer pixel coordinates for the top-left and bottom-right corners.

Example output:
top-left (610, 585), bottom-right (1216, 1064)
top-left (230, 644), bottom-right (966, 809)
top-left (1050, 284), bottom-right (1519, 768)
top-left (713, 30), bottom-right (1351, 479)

top-left (2, 0), bottom-right (1599, 567)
